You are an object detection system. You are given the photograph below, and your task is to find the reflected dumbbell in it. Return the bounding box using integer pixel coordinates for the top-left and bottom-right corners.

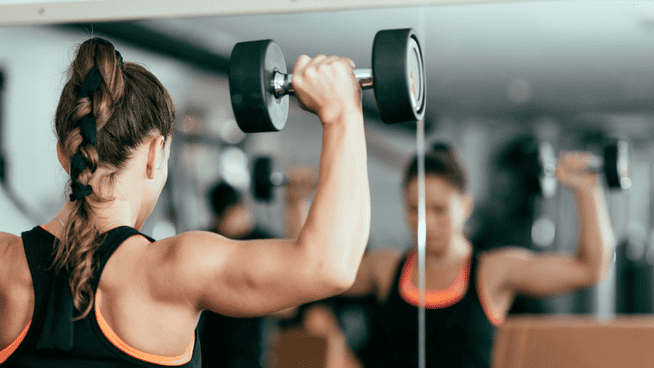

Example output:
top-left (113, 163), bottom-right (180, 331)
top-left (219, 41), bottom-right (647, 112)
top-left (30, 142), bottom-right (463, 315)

top-left (537, 140), bottom-right (631, 198)
top-left (229, 28), bottom-right (426, 133)
top-left (252, 156), bottom-right (317, 202)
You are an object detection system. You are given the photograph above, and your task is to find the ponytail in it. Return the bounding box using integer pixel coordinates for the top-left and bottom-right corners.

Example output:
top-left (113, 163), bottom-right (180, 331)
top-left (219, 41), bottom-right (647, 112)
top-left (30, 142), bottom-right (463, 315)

top-left (52, 37), bottom-right (174, 320)
top-left (51, 38), bottom-right (123, 320)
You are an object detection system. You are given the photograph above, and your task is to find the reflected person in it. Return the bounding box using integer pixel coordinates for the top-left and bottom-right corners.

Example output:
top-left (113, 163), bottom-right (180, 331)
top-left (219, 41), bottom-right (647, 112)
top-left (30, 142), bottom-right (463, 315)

top-left (344, 143), bottom-right (614, 367)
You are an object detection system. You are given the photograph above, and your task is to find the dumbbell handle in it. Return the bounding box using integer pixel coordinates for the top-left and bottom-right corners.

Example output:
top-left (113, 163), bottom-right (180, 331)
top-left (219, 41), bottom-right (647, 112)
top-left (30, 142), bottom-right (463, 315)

top-left (546, 156), bottom-right (606, 175)
top-left (586, 156), bottom-right (604, 172)
top-left (273, 68), bottom-right (374, 98)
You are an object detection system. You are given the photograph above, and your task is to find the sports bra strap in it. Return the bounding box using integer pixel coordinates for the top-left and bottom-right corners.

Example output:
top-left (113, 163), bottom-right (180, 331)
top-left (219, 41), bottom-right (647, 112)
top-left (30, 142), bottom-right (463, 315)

top-left (90, 226), bottom-right (155, 291)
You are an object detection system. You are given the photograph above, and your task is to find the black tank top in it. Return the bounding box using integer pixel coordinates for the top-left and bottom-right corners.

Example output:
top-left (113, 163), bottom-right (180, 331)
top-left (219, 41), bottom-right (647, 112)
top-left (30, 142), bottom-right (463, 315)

top-left (1, 226), bottom-right (202, 368)
top-left (366, 249), bottom-right (496, 368)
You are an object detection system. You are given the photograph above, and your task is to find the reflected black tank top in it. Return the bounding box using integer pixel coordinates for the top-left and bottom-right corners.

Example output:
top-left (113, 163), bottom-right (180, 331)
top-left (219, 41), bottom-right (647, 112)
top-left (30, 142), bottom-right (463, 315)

top-left (366, 250), bottom-right (496, 368)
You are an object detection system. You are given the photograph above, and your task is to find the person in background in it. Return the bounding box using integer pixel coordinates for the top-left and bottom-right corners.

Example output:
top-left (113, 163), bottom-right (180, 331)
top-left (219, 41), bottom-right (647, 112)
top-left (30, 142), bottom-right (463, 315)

top-left (344, 143), bottom-right (614, 368)
top-left (208, 181), bottom-right (273, 241)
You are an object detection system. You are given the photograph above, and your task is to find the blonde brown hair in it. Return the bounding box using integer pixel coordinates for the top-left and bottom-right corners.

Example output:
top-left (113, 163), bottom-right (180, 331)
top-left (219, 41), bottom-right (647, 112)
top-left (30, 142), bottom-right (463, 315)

top-left (53, 38), bottom-right (175, 319)
top-left (403, 142), bottom-right (467, 192)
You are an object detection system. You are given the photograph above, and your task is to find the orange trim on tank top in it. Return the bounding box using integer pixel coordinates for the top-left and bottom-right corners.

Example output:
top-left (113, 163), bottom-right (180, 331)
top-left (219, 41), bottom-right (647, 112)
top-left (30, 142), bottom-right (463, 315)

top-left (92, 233), bottom-right (193, 366)
top-left (95, 302), bottom-right (194, 366)
top-left (40, 224), bottom-right (192, 365)
top-left (0, 321), bottom-right (31, 364)
top-left (399, 251), bottom-right (470, 308)
top-left (399, 251), bottom-right (505, 325)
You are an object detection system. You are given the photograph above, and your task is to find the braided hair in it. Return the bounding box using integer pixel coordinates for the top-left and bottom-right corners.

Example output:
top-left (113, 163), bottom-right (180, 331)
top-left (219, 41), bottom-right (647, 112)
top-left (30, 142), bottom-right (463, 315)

top-left (53, 38), bottom-right (175, 319)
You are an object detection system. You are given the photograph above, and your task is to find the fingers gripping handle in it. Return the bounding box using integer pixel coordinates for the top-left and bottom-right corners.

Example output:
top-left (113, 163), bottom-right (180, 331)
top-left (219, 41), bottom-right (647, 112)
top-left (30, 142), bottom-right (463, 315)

top-left (273, 69), bottom-right (374, 98)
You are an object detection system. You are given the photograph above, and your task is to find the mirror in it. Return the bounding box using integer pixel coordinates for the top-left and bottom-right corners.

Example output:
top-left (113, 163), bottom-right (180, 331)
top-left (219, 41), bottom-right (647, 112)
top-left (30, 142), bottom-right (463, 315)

top-left (2, 0), bottom-right (654, 367)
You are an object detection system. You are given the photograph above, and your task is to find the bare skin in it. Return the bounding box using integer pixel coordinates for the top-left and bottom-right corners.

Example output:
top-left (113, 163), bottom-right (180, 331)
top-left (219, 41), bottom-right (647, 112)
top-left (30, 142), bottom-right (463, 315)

top-left (345, 152), bottom-right (615, 325)
top-left (0, 54), bottom-right (371, 358)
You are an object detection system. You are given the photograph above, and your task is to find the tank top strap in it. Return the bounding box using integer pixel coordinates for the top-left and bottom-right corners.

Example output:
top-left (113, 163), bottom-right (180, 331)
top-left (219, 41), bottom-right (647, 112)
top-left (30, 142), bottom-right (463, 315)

top-left (21, 226), bottom-right (75, 352)
top-left (388, 249), bottom-right (412, 300)
top-left (18, 226), bottom-right (154, 353)
top-left (469, 248), bottom-right (481, 284)
top-left (90, 226), bottom-right (155, 291)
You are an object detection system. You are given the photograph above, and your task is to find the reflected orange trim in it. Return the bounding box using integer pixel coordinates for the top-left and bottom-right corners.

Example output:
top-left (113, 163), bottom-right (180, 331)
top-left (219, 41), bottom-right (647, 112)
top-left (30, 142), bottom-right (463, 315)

top-left (95, 301), bottom-right (194, 366)
top-left (399, 252), bottom-right (469, 309)
top-left (476, 273), bottom-right (504, 327)
top-left (0, 321), bottom-right (31, 363)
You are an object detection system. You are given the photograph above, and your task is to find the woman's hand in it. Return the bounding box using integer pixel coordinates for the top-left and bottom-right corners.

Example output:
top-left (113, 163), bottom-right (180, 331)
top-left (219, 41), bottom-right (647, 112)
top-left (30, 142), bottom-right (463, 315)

top-left (556, 151), bottom-right (602, 194)
top-left (291, 54), bottom-right (362, 126)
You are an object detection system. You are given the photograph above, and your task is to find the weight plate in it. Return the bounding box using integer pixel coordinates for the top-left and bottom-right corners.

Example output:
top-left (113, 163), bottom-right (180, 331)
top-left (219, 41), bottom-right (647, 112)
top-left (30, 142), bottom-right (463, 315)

top-left (229, 40), bottom-right (289, 133)
top-left (407, 37), bottom-right (425, 116)
top-left (538, 142), bottom-right (558, 198)
top-left (372, 28), bottom-right (426, 124)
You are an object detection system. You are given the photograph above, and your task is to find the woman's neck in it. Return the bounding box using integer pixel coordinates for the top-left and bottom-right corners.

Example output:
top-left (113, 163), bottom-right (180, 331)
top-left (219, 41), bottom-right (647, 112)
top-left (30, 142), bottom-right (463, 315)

top-left (52, 199), bottom-right (139, 232)
top-left (412, 236), bottom-right (472, 270)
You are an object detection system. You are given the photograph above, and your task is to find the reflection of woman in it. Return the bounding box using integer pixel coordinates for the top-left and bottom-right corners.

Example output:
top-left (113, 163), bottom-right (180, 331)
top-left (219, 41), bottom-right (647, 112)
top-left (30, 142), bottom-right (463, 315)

top-left (345, 144), bottom-right (614, 367)
top-left (0, 38), bottom-right (370, 366)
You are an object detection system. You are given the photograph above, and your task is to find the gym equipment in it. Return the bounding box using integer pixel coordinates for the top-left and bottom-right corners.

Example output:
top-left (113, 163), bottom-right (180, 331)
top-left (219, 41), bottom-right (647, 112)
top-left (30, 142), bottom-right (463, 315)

top-left (229, 28), bottom-right (426, 133)
top-left (595, 140), bottom-right (631, 190)
top-left (252, 156), bottom-right (284, 202)
top-left (251, 156), bottom-right (318, 202)
top-left (536, 139), bottom-right (631, 198)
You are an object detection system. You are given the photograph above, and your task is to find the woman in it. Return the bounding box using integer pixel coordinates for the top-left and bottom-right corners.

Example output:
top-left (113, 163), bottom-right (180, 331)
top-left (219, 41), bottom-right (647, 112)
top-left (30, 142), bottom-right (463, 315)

top-left (345, 144), bottom-right (614, 367)
top-left (0, 37), bottom-right (370, 367)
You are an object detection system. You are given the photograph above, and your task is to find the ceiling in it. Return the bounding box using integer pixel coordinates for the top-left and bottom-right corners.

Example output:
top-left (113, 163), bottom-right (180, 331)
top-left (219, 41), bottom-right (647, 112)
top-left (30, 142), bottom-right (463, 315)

top-left (63, 0), bottom-right (654, 133)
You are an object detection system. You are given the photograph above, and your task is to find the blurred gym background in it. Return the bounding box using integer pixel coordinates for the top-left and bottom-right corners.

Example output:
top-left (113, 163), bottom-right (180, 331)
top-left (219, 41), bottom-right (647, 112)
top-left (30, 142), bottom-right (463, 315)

top-left (2, 0), bottom-right (654, 365)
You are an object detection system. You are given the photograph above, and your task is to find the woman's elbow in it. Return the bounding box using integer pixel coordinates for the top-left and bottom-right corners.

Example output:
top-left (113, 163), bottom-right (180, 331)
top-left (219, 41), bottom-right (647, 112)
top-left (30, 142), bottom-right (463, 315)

top-left (312, 262), bottom-right (357, 296)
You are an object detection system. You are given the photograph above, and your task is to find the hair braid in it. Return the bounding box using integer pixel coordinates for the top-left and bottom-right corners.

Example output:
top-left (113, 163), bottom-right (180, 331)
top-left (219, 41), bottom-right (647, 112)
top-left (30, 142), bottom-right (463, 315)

top-left (53, 37), bottom-right (175, 319)
top-left (53, 38), bottom-right (124, 320)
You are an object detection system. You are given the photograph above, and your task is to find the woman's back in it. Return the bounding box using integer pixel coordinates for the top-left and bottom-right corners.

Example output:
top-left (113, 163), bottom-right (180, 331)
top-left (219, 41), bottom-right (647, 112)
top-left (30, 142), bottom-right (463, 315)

top-left (0, 226), bottom-right (202, 366)
top-left (0, 37), bottom-right (371, 366)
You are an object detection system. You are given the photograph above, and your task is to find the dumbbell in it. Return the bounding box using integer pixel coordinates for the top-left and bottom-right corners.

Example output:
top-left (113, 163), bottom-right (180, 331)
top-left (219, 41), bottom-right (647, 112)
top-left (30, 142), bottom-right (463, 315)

top-left (536, 140), bottom-right (631, 198)
top-left (229, 28), bottom-right (426, 133)
top-left (252, 156), bottom-right (317, 202)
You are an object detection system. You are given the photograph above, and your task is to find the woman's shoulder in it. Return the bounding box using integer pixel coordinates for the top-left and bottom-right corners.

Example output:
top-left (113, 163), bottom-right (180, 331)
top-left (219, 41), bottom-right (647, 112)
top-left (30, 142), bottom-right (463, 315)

top-left (367, 247), bottom-right (407, 299)
top-left (0, 232), bottom-right (21, 260)
top-left (0, 231), bottom-right (19, 242)
top-left (0, 231), bottom-right (30, 297)
top-left (138, 230), bottom-right (233, 288)
top-left (477, 245), bottom-right (533, 261)
top-left (367, 247), bottom-right (405, 268)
